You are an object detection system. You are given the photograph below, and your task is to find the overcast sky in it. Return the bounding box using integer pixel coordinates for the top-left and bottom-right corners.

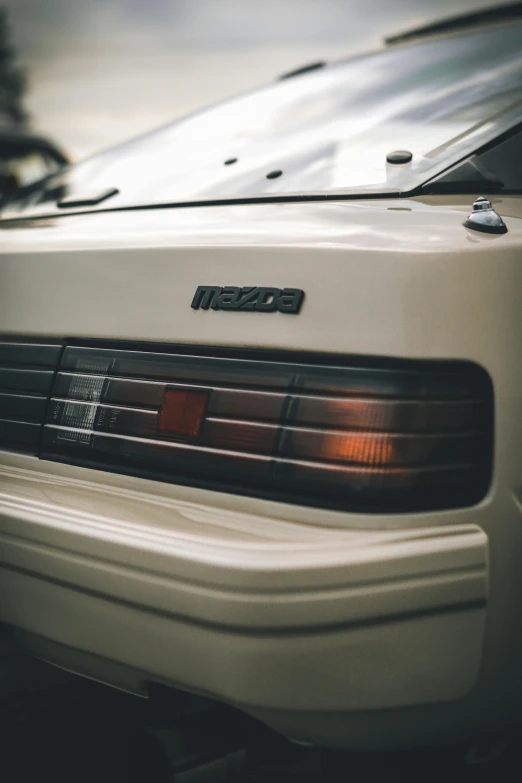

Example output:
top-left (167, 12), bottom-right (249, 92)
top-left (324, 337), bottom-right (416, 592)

top-left (4, 0), bottom-right (506, 159)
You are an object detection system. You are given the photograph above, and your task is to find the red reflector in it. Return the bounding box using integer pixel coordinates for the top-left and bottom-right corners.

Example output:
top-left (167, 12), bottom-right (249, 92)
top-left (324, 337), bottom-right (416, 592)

top-left (159, 388), bottom-right (209, 438)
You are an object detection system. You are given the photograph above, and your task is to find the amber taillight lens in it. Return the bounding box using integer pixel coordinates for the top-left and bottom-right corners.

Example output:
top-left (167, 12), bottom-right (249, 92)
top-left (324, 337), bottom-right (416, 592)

top-left (42, 345), bottom-right (493, 512)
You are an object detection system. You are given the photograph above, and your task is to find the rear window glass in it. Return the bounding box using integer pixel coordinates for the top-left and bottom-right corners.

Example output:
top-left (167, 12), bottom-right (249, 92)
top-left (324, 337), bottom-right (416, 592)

top-left (6, 22), bottom-right (522, 213)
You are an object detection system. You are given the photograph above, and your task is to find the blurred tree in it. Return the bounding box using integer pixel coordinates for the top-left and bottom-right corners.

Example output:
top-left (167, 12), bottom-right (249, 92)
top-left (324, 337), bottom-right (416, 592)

top-left (0, 6), bottom-right (28, 128)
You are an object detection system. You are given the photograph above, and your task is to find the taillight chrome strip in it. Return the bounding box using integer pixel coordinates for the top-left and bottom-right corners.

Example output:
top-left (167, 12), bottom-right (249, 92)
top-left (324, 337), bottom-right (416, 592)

top-left (46, 397), bottom-right (482, 467)
top-left (42, 424), bottom-right (475, 478)
top-left (59, 346), bottom-right (479, 399)
top-left (52, 372), bottom-right (483, 432)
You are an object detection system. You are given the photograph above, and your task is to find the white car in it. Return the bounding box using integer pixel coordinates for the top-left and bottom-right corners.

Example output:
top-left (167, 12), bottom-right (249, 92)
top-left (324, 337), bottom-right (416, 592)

top-left (0, 8), bottom-right (521, 752)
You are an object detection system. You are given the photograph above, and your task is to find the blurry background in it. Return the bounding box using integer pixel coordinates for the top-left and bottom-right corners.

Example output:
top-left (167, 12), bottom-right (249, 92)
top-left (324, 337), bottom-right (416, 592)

top-left (0, 0), bottom-right (512, 161)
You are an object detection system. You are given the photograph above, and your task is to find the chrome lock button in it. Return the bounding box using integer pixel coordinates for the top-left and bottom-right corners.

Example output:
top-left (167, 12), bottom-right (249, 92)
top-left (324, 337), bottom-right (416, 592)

top-left (463, 196), bottom-right (507, 234)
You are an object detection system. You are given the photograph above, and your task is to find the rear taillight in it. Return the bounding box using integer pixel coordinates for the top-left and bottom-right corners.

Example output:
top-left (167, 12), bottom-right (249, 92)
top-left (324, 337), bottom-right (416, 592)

top-left (0, 341), bottom-right (62, 453)
top-left (41, 345), bottom-right (493, 512)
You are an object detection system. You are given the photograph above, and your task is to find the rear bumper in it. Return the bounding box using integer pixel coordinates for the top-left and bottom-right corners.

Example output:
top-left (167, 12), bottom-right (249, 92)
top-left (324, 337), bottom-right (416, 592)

top-left (0, 451), bottom-right (489, 744)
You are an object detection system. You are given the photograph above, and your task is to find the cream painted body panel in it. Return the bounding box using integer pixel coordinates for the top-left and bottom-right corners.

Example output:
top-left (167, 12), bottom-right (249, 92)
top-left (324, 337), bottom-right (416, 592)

top-left (1, 197), bottom-right (521, 364)
top-left (1, 195), bottom-right (522, 748)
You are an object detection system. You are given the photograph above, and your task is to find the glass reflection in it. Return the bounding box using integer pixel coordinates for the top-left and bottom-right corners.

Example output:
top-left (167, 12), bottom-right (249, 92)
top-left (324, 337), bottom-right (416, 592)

top-left (6, 24), bottom-right (522, 211)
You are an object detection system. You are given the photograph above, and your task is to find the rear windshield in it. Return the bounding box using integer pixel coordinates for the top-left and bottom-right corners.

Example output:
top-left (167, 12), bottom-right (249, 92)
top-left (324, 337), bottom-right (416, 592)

top-left (7, 22), bottom-right (522, 213)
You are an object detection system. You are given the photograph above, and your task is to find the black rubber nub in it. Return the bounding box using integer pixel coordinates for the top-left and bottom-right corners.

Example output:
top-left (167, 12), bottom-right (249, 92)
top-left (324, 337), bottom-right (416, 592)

top-left (386, 150), bottom-right (413, 164)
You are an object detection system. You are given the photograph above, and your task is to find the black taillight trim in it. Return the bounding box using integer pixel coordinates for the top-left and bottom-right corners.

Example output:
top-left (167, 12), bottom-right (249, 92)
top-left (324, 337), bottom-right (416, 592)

top-left (0, 340), bottom-right (65, 455)
top-left (39, 341), bottom-right (494, 514)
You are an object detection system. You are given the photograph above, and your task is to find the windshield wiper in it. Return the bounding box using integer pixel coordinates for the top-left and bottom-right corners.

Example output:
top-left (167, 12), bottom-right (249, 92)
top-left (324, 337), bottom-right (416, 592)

top-left (278, 61), bottom-right (326, 80)
top-left (385, 1), bottom-right (522, 45)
